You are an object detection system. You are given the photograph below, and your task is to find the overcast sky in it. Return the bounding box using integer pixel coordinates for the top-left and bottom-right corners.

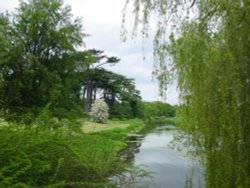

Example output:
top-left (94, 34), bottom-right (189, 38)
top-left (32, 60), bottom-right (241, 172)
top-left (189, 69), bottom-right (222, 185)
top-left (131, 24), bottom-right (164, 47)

top-left (0, 0), bottom-right (178, 104)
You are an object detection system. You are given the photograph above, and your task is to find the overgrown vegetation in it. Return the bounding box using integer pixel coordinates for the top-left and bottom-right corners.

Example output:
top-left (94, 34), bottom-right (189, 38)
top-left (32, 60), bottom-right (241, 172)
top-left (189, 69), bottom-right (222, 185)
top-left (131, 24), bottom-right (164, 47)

top-left (0, 118), bottom-right (145, 187)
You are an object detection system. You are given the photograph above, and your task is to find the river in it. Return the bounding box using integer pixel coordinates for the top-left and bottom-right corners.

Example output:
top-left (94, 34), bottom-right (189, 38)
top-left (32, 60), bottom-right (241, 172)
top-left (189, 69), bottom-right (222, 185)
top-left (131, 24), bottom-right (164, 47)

top-left (117, 125), bottom-right (204, 188)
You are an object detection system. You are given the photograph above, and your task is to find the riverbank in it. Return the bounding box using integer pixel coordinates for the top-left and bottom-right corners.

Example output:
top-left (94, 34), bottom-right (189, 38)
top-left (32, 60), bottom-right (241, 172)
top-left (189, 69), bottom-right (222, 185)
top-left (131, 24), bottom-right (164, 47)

top-left (0, 118), bottom-right (146, 187)
top-left (83, 119), bottom-right (145, 152)
top-left (1, 117), bottom-right (184, 187)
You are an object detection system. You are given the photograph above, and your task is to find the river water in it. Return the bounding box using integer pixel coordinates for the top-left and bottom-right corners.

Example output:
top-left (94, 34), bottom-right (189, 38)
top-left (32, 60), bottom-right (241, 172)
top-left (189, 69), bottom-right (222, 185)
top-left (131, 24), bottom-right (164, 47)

top-left (119, 125), bottom-right (204, 188)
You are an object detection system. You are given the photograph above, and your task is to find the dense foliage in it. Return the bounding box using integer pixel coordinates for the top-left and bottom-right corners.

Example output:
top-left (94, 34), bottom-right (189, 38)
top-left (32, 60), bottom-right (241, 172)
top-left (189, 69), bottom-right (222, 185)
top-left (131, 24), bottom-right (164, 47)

top-left (78, 49), bottom-right (142, 119)
top-left (0, 118), bottom-right (145, 187)
top-left (141, 101), bottom-right (176, 118)
top-left (78, 49), bottom-right (120, 112)
top-left (125, 0), bottom-right (250, 187)
top-left (0, 123), bottom-right (120, 187)
top-left (0, 0), bottom-right (144, 122)
top-left (0, 0), bottom-right (84, 114)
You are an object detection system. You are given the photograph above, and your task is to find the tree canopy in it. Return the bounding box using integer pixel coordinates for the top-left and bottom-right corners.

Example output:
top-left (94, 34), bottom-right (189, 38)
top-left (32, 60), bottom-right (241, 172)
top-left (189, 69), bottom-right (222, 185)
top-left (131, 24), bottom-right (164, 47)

top-left (0, 0), bottom-right (85, 113)
top-left (71, 49), bottom-right (142, 118)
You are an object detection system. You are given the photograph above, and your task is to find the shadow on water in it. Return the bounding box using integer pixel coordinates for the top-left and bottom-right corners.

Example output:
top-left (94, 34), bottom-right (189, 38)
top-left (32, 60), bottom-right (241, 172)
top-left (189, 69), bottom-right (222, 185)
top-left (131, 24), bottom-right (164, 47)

top-left (116, 124), bottom-right (204, 188)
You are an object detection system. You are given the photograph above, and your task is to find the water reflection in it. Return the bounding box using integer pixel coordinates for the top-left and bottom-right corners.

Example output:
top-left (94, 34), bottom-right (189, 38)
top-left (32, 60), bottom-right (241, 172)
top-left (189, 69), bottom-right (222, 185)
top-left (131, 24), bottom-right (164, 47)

top-left (120, 125), bottom-right (204, 188)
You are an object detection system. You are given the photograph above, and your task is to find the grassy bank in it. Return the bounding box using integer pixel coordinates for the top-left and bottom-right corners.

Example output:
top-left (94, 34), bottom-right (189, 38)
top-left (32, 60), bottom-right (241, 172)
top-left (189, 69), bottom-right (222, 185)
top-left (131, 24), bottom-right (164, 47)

top-left (80, 119), bottom-right (145, 155)
top-left (81, 120), bottom-right (130, 133)
top-left (0, 118), bottom-right (145, 187)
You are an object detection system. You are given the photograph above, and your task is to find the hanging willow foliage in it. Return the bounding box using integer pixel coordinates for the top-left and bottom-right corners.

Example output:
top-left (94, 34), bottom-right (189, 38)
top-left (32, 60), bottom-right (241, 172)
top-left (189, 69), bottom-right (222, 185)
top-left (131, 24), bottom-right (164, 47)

top-left (124, 0), bottom-right (250, 187)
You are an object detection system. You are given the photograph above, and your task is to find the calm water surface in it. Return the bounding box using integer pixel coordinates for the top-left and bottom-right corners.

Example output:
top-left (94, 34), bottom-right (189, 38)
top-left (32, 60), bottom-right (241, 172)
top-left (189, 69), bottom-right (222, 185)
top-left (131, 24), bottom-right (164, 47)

top-left (123, 125), bottom-right (204, 188)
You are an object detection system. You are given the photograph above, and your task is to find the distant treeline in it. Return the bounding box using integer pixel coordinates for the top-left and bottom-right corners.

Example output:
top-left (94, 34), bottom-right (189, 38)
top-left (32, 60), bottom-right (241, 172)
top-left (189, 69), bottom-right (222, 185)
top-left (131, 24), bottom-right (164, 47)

top-left (141, 101), bottom-right (176, 118)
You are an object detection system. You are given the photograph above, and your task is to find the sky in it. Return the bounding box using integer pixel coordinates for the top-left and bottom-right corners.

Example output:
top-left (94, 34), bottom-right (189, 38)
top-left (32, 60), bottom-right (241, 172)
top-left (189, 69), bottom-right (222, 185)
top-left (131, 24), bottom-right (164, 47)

top-left (0, 0), bottom-right (179, 104)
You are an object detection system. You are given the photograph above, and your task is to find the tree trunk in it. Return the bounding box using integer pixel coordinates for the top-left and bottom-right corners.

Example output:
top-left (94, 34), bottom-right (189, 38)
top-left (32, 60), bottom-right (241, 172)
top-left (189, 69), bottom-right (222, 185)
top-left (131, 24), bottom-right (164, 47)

top-left (84, 80), bottom-right (93, 112)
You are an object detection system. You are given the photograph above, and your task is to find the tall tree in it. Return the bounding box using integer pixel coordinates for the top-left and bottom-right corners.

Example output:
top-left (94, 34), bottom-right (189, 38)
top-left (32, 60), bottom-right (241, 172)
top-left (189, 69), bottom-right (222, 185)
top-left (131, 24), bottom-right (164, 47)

top-left (76, 53), bottom-right (142, 118)
top-left (98, 70), bottom-right (142, 118)
top-left (0, 0), bottom-right (85, 112)
top-left (78, 49), bottom-right (119, 112)
top-left (124, 0), bottom-right (250, 187)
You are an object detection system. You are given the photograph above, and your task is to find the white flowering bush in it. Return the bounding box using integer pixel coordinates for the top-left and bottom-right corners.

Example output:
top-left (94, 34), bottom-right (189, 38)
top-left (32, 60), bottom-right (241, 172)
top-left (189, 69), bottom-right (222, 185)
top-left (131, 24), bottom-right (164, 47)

top-left (89, 99), bottom-right (109, 123)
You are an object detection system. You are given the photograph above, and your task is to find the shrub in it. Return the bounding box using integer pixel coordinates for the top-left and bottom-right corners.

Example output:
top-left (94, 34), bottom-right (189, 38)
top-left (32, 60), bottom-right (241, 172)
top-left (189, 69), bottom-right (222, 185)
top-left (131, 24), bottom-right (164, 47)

top-left (89, 99), bottom-right (109, 123)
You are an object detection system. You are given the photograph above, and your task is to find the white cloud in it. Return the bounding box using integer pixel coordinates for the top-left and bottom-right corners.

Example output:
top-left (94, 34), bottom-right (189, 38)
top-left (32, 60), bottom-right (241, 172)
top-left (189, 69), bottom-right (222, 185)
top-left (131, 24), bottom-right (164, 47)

top-left (0, 1), bottom-right (18, 13)
top-left (137, 82), bottom-right (159, 101)
top-left (65, 0), bottom-right (124, 24)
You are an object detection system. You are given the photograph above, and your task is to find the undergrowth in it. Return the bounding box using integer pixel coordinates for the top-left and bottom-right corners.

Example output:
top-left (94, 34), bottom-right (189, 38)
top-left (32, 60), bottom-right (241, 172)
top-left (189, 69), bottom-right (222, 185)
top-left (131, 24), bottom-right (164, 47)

top-left (0, 117), bottom-right (145, 187)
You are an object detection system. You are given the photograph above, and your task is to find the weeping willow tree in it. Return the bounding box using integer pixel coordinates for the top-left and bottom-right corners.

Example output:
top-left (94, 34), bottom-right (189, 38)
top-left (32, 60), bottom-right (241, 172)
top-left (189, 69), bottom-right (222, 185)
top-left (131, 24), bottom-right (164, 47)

top-left (124, 0), bottom-right (250, 187)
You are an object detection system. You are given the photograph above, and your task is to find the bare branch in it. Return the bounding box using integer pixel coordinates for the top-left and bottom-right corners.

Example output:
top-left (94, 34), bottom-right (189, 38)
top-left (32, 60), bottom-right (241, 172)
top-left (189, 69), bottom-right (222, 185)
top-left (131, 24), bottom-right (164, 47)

top-left (188, 0), bottom-right (196, 9)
